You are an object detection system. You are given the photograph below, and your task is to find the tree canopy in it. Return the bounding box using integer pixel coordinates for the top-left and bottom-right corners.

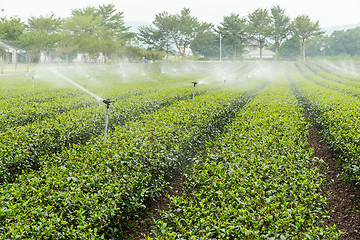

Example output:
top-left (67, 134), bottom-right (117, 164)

top-left (291, 15), bottom-right (324, 61)
top-left (2, 4), bottom-right (360, 63)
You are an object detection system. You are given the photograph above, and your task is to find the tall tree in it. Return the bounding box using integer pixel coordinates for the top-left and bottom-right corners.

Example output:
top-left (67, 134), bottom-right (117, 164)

top-left (278, 36), bottom-right (301, 60)
top-left (247, 8), bottom-right (272, 61)
top-left (97, 4), bottom-right (133, 62)
top-left (64, 7), bottom-right (103, 62)
top-left (291, 15), bottom-right (324, 61)
top-left (326, 27), bottom-right (360, 56)
top-left (22, 14), bottom-right (62, 63)
top-left (138, 16), bottom-right (173, 61)
top-left (217, 13), bottom-right (247, 61)
top-left (269, 5), bottom-right (291, 60)
top-left (0, 16), bottom-right (25, 71)
top-left (172, 8), bottom-right (212, 61)
top-left (139, 8), bottom-right (212, 61)
top-left (190, 30), bottom-right (220, 59)
top-left (0, 16), bottom-right (25, 45)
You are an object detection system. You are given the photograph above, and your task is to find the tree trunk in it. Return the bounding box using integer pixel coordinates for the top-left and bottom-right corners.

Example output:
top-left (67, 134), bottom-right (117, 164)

top-left (26, 52), bottom-right (30, 72)
top-left (275, 43), bottom-right (279, 61)
top-left (166, 38), bottom-right (169, 62)
top-left (14, 50), bottom-right (17, 73)
top-left (260, 46), bottom-right (263, 61)
top-left (302, 39), bottom-right (306, 61)
top-left (182, 45), bottom-right (186, 62)
top-left (232, 43), bottom-right (236, 61)
top-left (1, 53), bottom-right (4, 74)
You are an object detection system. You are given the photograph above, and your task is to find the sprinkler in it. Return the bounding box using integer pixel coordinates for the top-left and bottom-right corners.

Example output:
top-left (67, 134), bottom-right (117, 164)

top-left (192, 81), bottom-right (198, 102)
top-left (223, 79), bottom-right (227, 89)
top-left (101, 98), bottom-right (115, 143)
top-left (31, 75), bottom-right (37, 89)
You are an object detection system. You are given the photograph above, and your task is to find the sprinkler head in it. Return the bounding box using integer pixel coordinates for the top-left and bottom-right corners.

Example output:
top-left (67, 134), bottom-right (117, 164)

top-left (101, 99), bottom-right (115, 108)
top-left (192, 81), bottom-right (198, 87)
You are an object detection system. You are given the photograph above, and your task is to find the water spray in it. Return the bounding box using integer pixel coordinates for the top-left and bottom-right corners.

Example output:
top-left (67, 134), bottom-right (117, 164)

top-left (101, 98), bottom-right (115, 143)
top-left (192, 81), bottom-right (198, 102)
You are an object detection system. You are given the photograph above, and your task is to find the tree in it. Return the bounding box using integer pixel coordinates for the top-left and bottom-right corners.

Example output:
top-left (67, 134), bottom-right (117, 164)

top-left (291, 15), bottom-right (324, 61)
top-left (138, 18), bottom-right (173, 61)
top-left (0, 16), bottom-right (25, 45)
top-left (247, 8), bottom-right (272, 61)
top-left (269, 5), bottom-right (291, 60)
top-left (278, 36), bottom-right (301, 60)
top-left (217, 13), bottom-right (247, 60)
top-left (190, 30), bottom-right (220, 59)
top-left (141, 8), bottom-right (212, 61)
top-left (63, 7), bottom-right (103, 62)
top-left (0, 16), bottom-right (25, 72)
top-left (22, 14), bottom-right (62, 63)
top-left (305, 35), bottom-right (329, 57)
top-left (64, 5), bottom-right (133, 63)
top-left (97, 4), bottom-right (132, 62)
top-left (326, 27), bottom-right (360, 56)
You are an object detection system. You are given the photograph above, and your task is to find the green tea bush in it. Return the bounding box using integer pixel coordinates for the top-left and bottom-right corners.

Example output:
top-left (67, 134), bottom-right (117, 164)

top-left (151, 79), bottom-right (340, 239)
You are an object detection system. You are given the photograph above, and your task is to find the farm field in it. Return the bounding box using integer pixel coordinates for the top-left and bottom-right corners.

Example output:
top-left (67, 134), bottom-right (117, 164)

top-left (1, 61), bottom-right (360, 239)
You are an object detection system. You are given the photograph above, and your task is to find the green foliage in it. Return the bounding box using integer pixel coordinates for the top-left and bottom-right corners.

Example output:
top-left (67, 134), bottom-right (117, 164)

top-left (269, 5), bottom-right (291, 60)
top-left (217, 13), bottom-right (247, 60)
top-left (0, 82), bottom-right (258, 238)
top-left (247, 8), bottom-right (272, 60)
top-left (151, 78), bottom-right (340, 239)
top-left (291, 15), bottom-right (324, 61)
top-left (1, 60), bottom-right (355, 240)
top-left (0, 16), bottom-right (25, 45)
top-left (326, 27), bottom-right (360, 56)
top-left (292, 69), bottom-right (360, 186)
top-left (278, 36), bottom-right (301, 60)
top-left (190, 31), bottom-right (220, 59)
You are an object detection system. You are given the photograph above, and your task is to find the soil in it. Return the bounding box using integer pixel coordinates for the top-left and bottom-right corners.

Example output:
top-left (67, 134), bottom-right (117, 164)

top-left (123, 173), bottom-right (186, 239)
top-left (306, 113), bottom-right (360, 239)
top-left (125, 111), bottom-right (360, 239)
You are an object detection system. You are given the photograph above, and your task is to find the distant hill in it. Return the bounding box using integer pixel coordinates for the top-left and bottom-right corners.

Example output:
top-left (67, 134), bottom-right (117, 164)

top-left (322, 23), bottom-right (360, 35)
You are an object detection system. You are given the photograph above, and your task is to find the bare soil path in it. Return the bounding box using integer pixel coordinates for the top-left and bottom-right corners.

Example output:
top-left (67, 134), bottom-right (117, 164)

top-left (306, 113), bottom-right (360, 239)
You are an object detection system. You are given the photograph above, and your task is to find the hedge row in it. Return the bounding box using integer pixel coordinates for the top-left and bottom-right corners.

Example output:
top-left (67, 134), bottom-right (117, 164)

top-left (150, 78), bottom-right (340, 239)
top-left (293, 72), bottom-right (360, 186)
top-left (0, 88), bottom-right (196, 184)
top-left (0, 82), bottom-right (261, 238)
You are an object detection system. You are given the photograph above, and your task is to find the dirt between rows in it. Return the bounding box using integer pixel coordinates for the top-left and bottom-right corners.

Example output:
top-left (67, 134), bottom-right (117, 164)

top-left (126, 113), bottom-right (360, 239)
top-left (306, 114), bottom-right (360, 239)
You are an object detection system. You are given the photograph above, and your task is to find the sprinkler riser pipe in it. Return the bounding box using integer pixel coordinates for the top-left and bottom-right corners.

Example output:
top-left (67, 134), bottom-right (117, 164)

top-left (103, 107), bottom-right (109, 143)
top-left (192, 82), bottom-right (198, 102)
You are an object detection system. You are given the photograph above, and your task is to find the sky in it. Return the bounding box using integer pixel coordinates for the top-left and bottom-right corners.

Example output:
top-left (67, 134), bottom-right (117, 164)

top-left (1, 0), bottom-right (360, 28)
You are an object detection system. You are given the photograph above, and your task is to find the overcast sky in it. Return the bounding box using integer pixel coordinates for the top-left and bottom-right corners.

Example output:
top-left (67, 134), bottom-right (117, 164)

top-left (2, 0), bottom-right (360, 28)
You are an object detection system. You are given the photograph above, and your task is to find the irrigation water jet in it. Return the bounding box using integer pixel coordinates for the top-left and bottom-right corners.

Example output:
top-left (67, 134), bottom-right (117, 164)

top-left (50, 69), bottom-right (102, 101)
top-left (192, 81), bottom-right (198, 102)
top-left (101, 98), bottom-right (115, 143)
